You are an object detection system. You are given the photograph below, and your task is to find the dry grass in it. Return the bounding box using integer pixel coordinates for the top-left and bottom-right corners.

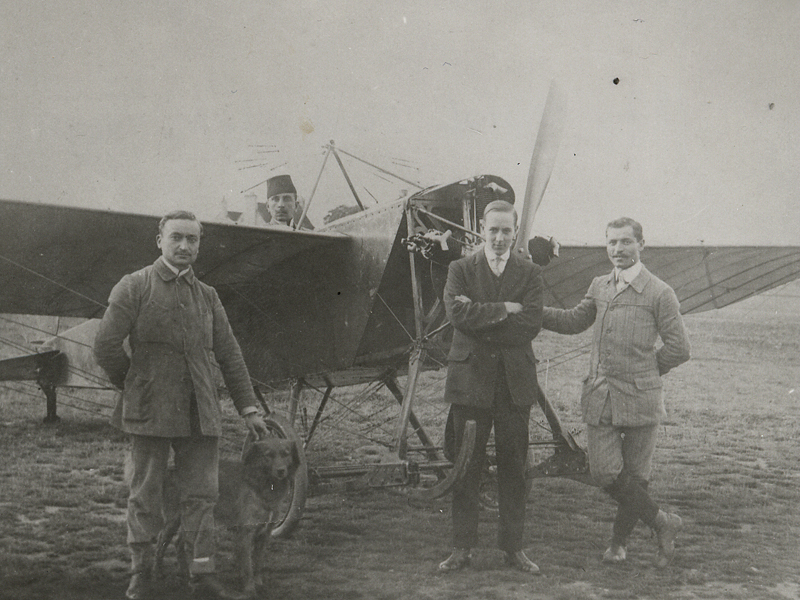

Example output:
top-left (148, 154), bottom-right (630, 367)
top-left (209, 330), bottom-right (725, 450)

top-left (0, 286), bottom-right (798, 599)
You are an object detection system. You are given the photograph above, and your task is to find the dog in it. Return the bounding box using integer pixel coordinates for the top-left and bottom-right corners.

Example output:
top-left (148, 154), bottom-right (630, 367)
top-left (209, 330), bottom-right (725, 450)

top-left (153, 436), bottom-right (301, 597)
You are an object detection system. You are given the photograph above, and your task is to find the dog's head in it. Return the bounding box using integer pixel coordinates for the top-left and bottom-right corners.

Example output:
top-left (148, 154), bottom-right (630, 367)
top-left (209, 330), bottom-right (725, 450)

top-left (243, 438), bottom-right (301, 485)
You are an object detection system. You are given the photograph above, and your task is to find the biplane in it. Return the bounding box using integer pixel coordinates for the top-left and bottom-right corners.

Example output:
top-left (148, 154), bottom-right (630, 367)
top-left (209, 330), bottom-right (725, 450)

top-left (1, 86), bottom-right (798, 537)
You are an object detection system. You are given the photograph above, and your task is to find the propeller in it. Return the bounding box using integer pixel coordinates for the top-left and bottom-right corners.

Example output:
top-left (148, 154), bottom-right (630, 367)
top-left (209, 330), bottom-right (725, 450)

top-left (513, 80), bottom-right (567, 256)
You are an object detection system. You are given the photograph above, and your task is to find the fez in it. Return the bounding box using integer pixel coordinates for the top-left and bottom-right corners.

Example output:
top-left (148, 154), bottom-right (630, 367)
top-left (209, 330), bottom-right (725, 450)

top-left (267, 174), bottom-right (297, 198)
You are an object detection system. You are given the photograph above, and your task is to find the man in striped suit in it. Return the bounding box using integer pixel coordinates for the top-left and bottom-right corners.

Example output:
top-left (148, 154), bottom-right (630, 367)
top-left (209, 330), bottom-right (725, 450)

top-left (542, 217), bottom-right (690, 568)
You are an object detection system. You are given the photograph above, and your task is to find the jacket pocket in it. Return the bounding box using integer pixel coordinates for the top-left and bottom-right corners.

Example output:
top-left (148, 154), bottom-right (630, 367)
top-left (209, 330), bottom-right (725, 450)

top-left (122, 375), bottom-right (153, 421)
top-left (634, 375), bottom-right (662, 391)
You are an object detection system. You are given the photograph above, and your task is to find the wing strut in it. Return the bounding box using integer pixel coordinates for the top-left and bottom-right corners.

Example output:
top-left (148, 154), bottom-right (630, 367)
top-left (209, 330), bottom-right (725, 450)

top-left (328, 141), bottom-right (366, 211)
top-left (297, 145), bottom-right (333, 228)
top-left (330, 143), bottom-right (425, 191)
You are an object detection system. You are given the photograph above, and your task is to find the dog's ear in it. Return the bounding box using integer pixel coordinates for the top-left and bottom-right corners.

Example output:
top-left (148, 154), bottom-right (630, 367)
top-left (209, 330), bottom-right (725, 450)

top-left (242, 444), bottom-right (258, 465)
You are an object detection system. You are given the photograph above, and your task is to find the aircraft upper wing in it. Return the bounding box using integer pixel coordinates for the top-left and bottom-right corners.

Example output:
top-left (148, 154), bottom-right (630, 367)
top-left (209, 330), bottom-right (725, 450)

top-left (0, 198), bottom-right (347, 318)
top-left (542, 245), bottom-right (800, 314)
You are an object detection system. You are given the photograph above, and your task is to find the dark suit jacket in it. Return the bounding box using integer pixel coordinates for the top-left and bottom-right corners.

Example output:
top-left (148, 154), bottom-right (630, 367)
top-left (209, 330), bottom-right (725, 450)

top-left (443, 249), bottom-right (543, 408)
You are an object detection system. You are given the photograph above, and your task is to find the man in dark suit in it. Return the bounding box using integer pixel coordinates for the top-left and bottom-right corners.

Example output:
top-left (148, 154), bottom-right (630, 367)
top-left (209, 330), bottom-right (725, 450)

top-left (438, 200), bottom-right (544, 574)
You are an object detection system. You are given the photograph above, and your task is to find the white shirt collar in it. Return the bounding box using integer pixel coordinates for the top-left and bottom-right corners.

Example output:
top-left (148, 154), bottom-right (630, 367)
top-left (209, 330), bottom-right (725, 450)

top-left (483, 245), bottom-right (510, 265)
top-left (614, 260), bottom-right (642, 284)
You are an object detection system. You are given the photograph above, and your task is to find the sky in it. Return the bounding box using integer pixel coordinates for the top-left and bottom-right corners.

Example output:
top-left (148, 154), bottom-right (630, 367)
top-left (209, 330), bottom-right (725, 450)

top-left (1, 0), bottom-right (799, 244)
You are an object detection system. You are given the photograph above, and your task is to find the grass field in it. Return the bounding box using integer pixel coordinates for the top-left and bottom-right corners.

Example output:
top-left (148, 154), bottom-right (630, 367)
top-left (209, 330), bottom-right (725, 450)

top-left (0, 284), bottom-right (798, 600)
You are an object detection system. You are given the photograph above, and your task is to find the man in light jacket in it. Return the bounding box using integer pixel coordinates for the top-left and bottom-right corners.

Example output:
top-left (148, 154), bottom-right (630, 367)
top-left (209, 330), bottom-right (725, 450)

top-left (542, 217), bottom-right (690, 568)
top-left (94, 210), bottom-right (267, 600)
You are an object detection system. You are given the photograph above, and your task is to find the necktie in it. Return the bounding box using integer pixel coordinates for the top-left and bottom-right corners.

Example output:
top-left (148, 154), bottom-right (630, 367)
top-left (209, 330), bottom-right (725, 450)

top-left (616, 271), bottom-right (626, 292)
top-left (492, 256), bottom-right (503, 277)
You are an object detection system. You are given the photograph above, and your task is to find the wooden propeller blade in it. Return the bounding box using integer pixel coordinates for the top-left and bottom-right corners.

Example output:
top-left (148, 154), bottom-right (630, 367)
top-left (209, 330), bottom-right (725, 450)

top-left (514, 81), bottom-right (567, 255)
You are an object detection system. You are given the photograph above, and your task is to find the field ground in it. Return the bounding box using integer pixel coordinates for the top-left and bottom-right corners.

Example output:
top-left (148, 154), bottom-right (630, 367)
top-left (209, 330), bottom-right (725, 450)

top-left (0, 282), bottom-right (798, 599)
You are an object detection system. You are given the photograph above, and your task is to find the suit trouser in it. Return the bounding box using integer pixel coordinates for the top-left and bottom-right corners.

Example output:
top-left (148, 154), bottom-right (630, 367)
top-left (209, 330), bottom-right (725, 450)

top-left (127, 434), bottom-right (219, 575)
top-left (587, 395), bottom-right (659, 543)
top-left (449, 373), bottom-right (531, 552)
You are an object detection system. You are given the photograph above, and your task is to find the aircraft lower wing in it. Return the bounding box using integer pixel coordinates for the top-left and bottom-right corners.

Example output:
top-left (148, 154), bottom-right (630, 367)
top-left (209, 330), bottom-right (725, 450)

top-left (542, 245), bottom-right (800, 314)
top-left (0, 198), bottom-right (415, 386)
top-left (0, 199), bottom-right (348, 318)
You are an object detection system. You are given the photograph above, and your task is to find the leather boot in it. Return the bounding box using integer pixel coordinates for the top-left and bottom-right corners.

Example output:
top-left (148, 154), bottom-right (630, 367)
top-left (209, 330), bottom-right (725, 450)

top-left (437, 547), bottom-right (471, 572)
top-left (602, 544), bottom-right (627, 563)
top-left (126, 542), bottom-right (154, 600)
top-left (504, 550), bottom-right (540, 574)
top-left (125, 570), bottom-right (152, 600)
top-left (654, 510), bottom-right (683, 568)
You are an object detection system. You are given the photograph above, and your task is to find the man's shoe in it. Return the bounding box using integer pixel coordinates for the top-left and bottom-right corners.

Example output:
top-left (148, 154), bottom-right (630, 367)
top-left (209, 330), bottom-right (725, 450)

top-left (654, 510), bottom-right (683, 568)
top-left (189, 574), bottom-right (248, 600)
top-left (125, 571), bottom-right (151, 600)
top-left (438, 548), bottom-right (471, 572)
top-left (504, 550), bottom-right (540, 574)
top-left (602, 544), bottom-right (627, 563)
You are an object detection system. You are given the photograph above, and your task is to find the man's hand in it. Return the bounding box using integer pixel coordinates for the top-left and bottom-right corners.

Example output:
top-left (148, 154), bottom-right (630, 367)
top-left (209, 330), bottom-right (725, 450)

top-left (504, 302), bottom-right (523, 314)
top-left (243, 413), bottom-right (268, 439)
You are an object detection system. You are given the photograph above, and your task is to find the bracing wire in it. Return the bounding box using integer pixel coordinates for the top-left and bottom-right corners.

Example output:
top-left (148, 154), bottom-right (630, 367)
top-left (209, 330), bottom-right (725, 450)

top-left (0, 253), bottom-right (108, 311)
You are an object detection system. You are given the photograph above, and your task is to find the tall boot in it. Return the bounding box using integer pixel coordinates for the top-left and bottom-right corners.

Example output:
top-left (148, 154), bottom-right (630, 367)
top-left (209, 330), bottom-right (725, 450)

top-left (126, 542), bottom-right (154, 600)
top-left (608, 473), bottom-right (682, 567)
top-left (604, 474), bottom-right (660, 564)
top-left (611, 478), bottom-right (649, 547)
top-left (653, 509), bottom-right (683, 568)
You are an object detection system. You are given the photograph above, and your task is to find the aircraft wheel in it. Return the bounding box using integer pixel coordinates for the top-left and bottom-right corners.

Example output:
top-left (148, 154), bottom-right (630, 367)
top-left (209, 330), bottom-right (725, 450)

top-left (243, 414), bottom-right (308, 538)
top-left (406, 419), bottom-right (476, 501)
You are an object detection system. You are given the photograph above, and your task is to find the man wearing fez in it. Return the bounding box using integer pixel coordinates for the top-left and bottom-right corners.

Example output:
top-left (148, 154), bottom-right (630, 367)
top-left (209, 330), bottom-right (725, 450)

top-left (266, 174), bottom-right (299, 227)
top-left (439, 199), bottom-right (544, 574)
top-left (94, 210), bottom-right (267, 600)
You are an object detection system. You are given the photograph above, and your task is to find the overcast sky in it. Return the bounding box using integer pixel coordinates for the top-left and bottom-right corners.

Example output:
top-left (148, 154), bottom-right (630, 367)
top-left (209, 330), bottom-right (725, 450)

top-left (2, 1), bottom-right (798, 244)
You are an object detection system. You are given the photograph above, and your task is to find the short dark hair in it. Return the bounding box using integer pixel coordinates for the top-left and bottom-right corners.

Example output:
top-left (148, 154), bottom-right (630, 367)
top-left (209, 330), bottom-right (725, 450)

top-left (159, 210), bottom-right (203, 236)
top-left (606, 217), bottom-right (643, 242)
top-left (482, 200), bottom-right (518, 227)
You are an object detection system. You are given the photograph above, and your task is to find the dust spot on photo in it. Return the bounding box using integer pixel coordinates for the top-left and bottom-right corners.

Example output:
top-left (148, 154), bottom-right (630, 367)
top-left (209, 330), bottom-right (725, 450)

top-left (300, 118), bottom-right (315, 135)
